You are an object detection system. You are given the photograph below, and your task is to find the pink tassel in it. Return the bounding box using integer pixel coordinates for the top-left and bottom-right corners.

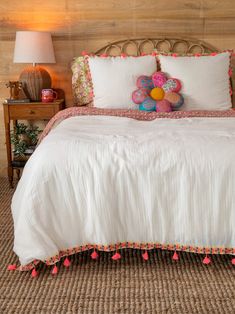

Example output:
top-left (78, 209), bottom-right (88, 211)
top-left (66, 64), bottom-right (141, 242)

top-left (81, 50), bottom-right (88, 56)
top-left (210, 52), bottom-right (217, 56)
top-left (7, 264), bottom-right (17, 271)
top-left (172, 251), bottom-right (179, 261)
top-left (172, 53), bottom-right (178, 58)
top-left (203, 255), bottom-right (211, 265)
top-left (142, 251), bottom-right (149, 261)
top-left (31, 268), bottom-right (38, 278)
top-left (231, 258), bottom-right (235, 265)
top-left (112, 252), bottom-right (121, 260)
top-left (121, 53), bottom-right (127, 58)
top-left (63, 257), bottom-right (71, 267)
top-left (51, 265), bottom-right (58, 275)
top-left (100, 53), bottom-right (108, 58)
top-left (91, 250), bottom-right (99, 260)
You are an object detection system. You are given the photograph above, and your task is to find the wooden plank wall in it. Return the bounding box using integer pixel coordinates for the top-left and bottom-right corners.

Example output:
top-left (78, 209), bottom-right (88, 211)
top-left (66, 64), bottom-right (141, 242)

top-left (1, 0), bottom-right (235, 174)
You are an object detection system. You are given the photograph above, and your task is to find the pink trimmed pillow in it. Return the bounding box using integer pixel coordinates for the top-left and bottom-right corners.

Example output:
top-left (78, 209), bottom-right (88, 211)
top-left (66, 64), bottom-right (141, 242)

top-left (156, 51), bottom-right (233, 111)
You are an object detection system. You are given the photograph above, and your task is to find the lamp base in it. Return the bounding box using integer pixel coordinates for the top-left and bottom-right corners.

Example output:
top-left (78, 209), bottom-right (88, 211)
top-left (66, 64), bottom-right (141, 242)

top-left (19, 66), bottom-right (52, 101)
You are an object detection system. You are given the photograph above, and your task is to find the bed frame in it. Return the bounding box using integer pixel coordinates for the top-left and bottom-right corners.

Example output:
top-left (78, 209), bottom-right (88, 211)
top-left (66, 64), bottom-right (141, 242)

top-left (95, 37), bottom-right (219, 56)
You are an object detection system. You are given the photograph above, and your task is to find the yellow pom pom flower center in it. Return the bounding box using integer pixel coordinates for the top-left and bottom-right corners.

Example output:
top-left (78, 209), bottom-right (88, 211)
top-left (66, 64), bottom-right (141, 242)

top-left (150, 87), bottom-right (165, 100)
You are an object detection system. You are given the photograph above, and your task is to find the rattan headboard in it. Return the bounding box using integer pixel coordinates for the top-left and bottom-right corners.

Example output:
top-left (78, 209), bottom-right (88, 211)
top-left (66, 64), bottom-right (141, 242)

top-left (94, 37), bottom-right (220, 56)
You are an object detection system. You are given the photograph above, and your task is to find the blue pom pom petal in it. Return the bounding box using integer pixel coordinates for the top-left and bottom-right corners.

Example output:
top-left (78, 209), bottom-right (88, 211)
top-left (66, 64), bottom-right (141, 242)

top-left (139, 97), bottom-right (156, 112)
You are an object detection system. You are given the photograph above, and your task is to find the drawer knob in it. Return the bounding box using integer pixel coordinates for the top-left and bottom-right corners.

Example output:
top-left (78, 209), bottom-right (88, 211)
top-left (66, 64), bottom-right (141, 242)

top-left (29, 110), bottom-right (35, 114)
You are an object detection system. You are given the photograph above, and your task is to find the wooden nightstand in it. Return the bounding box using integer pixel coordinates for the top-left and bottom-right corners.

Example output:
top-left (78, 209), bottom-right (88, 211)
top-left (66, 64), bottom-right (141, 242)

top-left (3, 99), bottom-right (65, 187)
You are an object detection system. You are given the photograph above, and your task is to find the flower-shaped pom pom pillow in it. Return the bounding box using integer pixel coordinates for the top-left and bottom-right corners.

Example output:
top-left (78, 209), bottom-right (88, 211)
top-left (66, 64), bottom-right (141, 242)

top-left (132, 72), bottom-right (184, 112)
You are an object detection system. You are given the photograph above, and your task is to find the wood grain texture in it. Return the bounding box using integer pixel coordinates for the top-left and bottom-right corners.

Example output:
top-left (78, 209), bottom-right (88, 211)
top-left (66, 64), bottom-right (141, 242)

top-left (1, 0), bottom-right (235, 169)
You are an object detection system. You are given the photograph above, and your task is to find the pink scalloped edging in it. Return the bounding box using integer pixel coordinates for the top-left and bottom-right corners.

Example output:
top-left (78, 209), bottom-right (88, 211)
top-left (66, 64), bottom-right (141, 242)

top-left (17, 242), bottom-right (235, 271)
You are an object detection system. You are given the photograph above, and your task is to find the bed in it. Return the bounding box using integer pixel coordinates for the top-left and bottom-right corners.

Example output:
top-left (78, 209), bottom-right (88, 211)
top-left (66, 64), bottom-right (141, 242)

top-left (10, 38), bottom-right (235, 273)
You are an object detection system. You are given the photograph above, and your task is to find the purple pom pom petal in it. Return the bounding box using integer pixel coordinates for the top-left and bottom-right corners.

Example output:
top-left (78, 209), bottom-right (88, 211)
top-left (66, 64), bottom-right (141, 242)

top-left (171, 94), bottom-right (184, 110)
top-left (137, 76), bottom-right (154, 90)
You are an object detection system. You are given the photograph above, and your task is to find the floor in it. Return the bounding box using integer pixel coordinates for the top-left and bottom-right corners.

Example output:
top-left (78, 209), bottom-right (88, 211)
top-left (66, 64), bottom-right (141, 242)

top-left (0, 176), bottom-right (235, 314)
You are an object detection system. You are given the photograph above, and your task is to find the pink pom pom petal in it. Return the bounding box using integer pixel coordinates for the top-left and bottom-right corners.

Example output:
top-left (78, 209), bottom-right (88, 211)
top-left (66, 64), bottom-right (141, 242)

top-left (231, 258), bottom-right (235, 265)
top-left (203, 255), bottom-right (211, 265)
top-left (156, 99), bottom-right (172, 113)
top-left (210, 52), bottom-right (217, 56)
top-left (31, 268), bottom-right (38, 278)
top-left (142, 251), bottom-right (149, 261)
top-left (81, 50), bottom-right (88, 56)
top-left (112, 252), bottom-right (121, 260)
top-left (172, 251), bottom-right (179, 261)
top-left (51, 265), bottom-right (58, 275)
top-left (91, 250), bottom-right (99, 260)
top-left (132, 88), bottom-right (149, 104)
top-left (152, 72), bottom-right (167, 88)
top-left (63, 257), bottom-right (71, 267)
top-left (7, 264), bottom-right (17, 271)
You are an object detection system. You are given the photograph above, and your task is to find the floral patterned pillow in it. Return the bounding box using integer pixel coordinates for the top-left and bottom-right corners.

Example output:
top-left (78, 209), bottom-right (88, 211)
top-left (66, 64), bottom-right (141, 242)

top-left (71, 56), bottom-right (94, 106)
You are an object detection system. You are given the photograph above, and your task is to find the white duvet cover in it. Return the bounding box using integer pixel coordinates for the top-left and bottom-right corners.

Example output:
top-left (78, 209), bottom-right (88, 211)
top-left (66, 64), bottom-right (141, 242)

top-left (12, 115), bottom-right (235, 266)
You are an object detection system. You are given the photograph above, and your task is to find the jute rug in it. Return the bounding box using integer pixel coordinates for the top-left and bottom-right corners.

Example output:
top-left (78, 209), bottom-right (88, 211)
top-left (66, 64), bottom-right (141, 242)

top-left (0, 176), bottom-right (234, 314)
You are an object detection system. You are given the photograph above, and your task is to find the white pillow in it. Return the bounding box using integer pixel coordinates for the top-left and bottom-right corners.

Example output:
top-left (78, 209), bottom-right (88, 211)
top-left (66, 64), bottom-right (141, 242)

top-left (88, 56), bottom-right (157, 109)
top-left (157, 52), bottom-right (232, 110)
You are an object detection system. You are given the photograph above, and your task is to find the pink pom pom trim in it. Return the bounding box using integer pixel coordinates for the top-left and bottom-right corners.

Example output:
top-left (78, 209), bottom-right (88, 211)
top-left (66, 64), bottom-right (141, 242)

top-left (142, 251), bottom-right (149, 261)
top-left (7, 264), bottom-right (17, 271)
top-left (63, 257), bottom-right (71, 267)
top-left (202, 255), bottom-right (211, 265)
top-left (31, 268), bottom-right (38, 278)
top-left (51, 265), bottom-right (58, 275)
top-left (91, 250), bottom-right (99, 259)
top-left (112, 252), bottom-right (121, 260)
top-left (172, 251), bottom-right (179, 261)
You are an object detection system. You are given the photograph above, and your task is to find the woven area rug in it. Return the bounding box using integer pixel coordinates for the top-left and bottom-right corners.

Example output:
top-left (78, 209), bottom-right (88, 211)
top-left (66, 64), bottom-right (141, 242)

top-left (0, 176), bottom-right (234, 314)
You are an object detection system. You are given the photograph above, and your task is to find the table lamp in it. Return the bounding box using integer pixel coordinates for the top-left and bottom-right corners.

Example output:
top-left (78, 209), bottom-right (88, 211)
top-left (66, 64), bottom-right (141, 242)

top-left (14, 31), bottom-right (56, 101)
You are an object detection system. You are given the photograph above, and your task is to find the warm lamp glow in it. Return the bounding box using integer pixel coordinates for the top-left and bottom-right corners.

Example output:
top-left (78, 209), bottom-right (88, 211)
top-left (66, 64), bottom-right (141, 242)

top-left (13, 31), bottom-right (56, 101)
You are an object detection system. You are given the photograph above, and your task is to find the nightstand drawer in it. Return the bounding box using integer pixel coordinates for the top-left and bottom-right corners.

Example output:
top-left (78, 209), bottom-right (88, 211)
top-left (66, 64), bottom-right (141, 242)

top-left (9, 105), bottom-right (55, 120)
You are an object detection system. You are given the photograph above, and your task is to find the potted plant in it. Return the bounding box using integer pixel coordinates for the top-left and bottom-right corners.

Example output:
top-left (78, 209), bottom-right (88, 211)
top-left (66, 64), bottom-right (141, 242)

top-left (10, 123), bottom-right (41, 160)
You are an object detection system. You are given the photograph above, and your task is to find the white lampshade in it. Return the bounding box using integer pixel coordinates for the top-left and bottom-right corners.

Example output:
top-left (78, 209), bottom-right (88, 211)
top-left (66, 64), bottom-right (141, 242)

top-left (14, 31), bottom-right (55, 64)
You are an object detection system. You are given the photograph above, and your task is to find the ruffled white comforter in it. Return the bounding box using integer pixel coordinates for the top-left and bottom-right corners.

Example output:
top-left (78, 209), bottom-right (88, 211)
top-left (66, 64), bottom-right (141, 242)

top-left (12, 115), bottom-right (235, 265)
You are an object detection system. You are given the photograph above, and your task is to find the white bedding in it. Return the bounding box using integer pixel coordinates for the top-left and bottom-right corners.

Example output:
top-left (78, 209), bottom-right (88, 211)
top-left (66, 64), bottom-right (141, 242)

top-left (12, 115), bottom-right (235, 265)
